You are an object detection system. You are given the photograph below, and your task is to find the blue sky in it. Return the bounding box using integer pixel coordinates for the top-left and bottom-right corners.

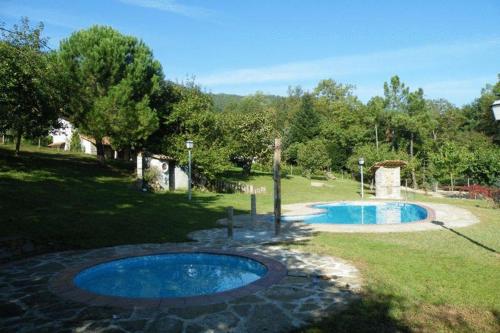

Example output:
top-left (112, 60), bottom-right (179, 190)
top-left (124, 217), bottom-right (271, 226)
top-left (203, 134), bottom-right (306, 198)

top-left (1, 0), bottom-right (499, 105)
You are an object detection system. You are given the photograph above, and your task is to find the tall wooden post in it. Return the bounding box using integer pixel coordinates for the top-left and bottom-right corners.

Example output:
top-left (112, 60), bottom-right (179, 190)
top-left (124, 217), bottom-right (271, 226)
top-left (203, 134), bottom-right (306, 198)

top-left (227, 206), bottom-right (234, 239)
top-left (273, 138), bottom-right (282, 236)
top-left (250, 193), bottom-right (257, 224)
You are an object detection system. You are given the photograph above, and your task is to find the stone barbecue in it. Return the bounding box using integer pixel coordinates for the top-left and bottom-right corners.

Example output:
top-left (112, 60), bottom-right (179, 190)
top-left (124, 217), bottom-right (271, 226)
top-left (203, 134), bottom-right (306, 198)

top-left (369, 160), bottom-right (408, 199)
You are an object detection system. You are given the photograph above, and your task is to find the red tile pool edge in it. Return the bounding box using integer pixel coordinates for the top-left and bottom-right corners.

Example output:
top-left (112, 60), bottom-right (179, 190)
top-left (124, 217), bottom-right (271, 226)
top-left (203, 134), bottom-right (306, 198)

top-left (49, 248), bottom-right (287, 309)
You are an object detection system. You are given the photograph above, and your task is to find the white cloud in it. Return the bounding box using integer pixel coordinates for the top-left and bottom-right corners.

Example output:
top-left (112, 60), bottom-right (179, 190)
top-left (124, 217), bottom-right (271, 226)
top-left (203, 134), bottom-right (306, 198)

top-left (117, 0), bottom-right (214, 18)
top-left (197, 38), bottom-right (500, 86)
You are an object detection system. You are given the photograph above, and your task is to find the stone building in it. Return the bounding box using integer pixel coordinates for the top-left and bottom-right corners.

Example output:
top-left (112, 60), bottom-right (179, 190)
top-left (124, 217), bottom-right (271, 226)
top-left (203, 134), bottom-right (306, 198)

top-left (369, 160), bottom-right (407, 199)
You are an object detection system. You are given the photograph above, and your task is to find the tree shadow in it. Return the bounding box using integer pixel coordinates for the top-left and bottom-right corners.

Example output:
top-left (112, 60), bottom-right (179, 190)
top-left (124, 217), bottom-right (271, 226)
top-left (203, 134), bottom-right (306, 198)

top-left (0, 147), bottom-right (241, 260)
top-left (431, 221), bottom-right (498, 254)
top-left (292, 289), bottom-right (412, 333)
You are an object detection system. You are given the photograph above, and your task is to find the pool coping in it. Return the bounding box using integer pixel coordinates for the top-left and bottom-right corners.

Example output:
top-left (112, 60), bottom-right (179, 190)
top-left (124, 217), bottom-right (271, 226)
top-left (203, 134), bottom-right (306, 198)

top-left (49, 247), bottom-right (287, 309)
top-left (281, 201), bottom-right (440, 233)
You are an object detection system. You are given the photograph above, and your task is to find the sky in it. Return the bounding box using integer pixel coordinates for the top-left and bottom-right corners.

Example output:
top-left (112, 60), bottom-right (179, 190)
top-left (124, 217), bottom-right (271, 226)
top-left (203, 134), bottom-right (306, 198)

top-left (1, 0), bottom-right (499, 105)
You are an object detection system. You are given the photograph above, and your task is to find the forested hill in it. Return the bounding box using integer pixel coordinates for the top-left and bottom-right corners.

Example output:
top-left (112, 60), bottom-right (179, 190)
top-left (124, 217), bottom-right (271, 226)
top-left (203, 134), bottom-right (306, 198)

top-left (210, 93), bottom-right (283, 112)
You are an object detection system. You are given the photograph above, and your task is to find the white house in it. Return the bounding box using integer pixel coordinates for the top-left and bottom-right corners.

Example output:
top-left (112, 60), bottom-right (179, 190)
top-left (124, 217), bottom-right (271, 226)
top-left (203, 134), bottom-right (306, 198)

top-left (49, 119), bottom-right (74, 150)
top-left (49, 119), bottom-right (114, 157)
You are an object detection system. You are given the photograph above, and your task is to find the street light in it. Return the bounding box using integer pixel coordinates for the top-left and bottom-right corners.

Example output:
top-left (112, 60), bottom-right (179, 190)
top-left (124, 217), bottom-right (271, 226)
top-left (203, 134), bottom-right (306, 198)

top-left (186, 140), bottom-right (193, 200)
top-left (492, 98), bottom-right (500, 121)
top-left (358, 157), bottom-right (365, 199)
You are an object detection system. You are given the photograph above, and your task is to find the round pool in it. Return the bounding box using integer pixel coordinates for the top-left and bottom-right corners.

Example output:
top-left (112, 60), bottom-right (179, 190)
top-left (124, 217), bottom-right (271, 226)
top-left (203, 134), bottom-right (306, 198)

top-left (74, 252), bottom-right (268, 298)
top-left (284, 202), bottom-right (429, 224)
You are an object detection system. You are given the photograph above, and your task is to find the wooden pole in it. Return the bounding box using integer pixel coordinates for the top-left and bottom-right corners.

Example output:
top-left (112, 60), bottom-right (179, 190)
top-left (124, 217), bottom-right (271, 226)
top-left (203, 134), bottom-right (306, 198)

top-left (273, 138), bottom-right (282, 236)
top-left (375, 124), bottom-right (379, 152)
top-left (251, 193), bottom-right (256, 224)
top-left (227, 206), bottom-right (234, 239)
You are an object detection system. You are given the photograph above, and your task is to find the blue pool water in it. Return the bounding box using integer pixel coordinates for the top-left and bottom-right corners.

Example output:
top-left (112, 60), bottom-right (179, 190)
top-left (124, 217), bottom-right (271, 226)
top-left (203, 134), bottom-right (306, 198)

top-left (284, 202), bottom-right (427, 224)
top-left (74, 253), bottom-right (267, 298)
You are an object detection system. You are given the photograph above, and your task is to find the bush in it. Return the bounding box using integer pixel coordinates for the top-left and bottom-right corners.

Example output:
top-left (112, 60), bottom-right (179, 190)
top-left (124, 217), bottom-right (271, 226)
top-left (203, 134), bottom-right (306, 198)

top-left (70, 130), bottom-right (82, 152)
top-left (143, 167), bottom-right (162, 191)
top-left (297, 139), bottom-right (331, 178)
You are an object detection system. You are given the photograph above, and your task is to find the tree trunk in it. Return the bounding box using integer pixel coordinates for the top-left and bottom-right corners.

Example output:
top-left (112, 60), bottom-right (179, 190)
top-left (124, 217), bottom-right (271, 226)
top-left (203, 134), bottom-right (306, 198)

top-left (241, 160), bottom-right (252, 176)
top-left (1, 134), bottom-right (5, 144)
top-left (95, 139), bottom-right (105, 162)
top-left (14, 130), bottom-right (22, 156)
top-left (450, 173), bottom-right (454, 192)
top-left (409, 133), bottom-right (417, 189)
top-left (410, 133), bottom-right (414, 157)
top-left (412, 169), bottom-right (418, 190)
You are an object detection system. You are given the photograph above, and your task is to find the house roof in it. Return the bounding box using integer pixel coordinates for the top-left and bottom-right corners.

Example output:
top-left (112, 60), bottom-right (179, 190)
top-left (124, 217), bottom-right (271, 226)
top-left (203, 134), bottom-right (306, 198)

top-left (150, 153), bottom-right (175, 161)
top-left (79, 135), bottom-right (112, 145)
top-left (369, 160), bottom-right (408, 173)
top-left (48, 142), bottom-right (65, 148)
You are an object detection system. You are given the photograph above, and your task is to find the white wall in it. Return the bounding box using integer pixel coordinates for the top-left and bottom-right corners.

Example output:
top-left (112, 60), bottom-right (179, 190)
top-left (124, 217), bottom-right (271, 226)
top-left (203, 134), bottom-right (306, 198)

top-left (80, 139), bottom-right (96, 155)
top-left (147, 157), bottom-right (189, 190)
top-left (50, 119), bottom-right (73, 150)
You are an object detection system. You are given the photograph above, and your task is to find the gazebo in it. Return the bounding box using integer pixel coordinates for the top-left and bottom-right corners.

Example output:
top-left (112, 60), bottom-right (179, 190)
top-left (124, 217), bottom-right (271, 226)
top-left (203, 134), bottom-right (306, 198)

top-left (369, 160), bottom-right (408, 199)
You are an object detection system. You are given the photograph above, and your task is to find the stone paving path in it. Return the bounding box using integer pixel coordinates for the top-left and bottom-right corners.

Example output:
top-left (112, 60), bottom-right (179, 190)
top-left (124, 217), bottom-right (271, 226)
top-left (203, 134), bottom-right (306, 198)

top-left (1, 232), bottom-right (360, 332)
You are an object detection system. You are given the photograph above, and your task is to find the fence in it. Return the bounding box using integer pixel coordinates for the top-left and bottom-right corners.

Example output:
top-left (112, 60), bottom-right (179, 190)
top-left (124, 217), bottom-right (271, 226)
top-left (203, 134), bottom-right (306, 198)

top-left (194, 175), bottom-right (266, 194)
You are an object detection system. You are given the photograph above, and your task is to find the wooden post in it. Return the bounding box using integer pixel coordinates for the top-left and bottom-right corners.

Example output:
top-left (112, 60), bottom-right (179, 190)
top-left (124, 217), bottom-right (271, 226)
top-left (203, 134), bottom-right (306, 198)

top-left (405, 179), bottom-right (408, 201)
top-left (251, 193), bottom-right (257, 224)
top-left (273, 138), bottom-right (282, 236)
top-left (227, 206), bottom-right (234, 239)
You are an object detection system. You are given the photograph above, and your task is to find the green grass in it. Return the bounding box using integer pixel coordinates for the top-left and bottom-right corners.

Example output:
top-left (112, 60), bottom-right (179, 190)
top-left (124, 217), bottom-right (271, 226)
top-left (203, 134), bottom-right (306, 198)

top-left (1, 144), bottom-right (499, 332)
top-left (291, 198), bottom-right (500, 332)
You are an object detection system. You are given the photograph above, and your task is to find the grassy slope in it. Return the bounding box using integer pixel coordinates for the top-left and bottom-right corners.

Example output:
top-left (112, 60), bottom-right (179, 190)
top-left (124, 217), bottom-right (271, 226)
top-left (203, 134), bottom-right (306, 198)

top-left (1, 145), bottom-right (499, 332)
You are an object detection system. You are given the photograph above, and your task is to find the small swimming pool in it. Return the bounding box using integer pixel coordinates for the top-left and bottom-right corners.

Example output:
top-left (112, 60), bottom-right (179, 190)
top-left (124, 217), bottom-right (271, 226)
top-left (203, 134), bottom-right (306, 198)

top-left (284, 202), bottom-right (428, 225)
top-left (74, 252), bottom-right (268, 298)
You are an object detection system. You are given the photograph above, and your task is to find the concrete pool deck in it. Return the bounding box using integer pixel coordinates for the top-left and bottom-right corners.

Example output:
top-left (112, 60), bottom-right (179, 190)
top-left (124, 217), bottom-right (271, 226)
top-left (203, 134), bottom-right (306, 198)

top-left (280, 201), bottom-right (478, 233)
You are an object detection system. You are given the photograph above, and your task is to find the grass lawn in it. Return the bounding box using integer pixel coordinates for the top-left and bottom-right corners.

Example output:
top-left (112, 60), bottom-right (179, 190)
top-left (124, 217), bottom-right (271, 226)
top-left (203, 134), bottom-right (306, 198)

top-left (1, 144), bottom-right (499, 332)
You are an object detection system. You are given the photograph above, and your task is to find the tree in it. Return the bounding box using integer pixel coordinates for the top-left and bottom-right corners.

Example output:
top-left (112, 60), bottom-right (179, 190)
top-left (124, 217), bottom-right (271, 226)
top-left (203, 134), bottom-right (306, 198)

top-left (297, 139), bottom-right (331, 178)
top-left (155, 82), bottom-right (230, 180)
top-left (429, 141), bottom-right (471, 190)
top-left (57, 25), bottom-right (164, 160)
top-left (286, 93), bottom-right (321, 145)
top-left (0, 18), bottom-right (61, 155)
top-left (223, 94), bottom-right (275, 175)
top-left (346, 143), bottom-right (408, 181)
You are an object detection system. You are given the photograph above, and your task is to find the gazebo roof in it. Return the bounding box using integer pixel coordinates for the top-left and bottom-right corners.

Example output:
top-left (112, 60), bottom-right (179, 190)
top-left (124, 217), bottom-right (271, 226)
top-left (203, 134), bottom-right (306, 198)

top-left (369, 160), bottom-right (408, 173)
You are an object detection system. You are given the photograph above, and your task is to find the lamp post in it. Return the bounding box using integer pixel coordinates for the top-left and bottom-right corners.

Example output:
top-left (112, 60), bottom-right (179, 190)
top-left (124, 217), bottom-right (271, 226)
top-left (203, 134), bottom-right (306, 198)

top-left (492, 97), bottom-right (500, 121)
top-left (186, 140), bottom-right (193, 200)
top-left (358, 157), bottom-right (365, 199)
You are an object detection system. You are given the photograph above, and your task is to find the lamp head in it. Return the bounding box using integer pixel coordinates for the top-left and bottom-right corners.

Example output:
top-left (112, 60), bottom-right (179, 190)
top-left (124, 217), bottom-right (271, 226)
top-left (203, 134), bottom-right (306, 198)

top-left (186, 140), bottom-right (193, 149)
top-left (358, 157), bottom-right (365, 166)
top-left (492, 99), bottom-right (500, 121)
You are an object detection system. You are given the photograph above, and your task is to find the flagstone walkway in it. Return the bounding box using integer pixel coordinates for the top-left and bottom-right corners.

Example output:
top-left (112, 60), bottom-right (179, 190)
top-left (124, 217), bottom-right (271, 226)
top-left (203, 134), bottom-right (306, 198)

top-left (1, 235), bottom-right (360, 332)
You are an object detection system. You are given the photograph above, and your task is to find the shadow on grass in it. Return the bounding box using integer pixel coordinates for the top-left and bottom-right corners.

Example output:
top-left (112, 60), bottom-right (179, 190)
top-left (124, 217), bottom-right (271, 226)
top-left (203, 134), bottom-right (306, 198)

top-left (0, 146), bottom-right (235, 257)
top-left (293, 290), bottom-right (411, 333)
top-left (431, 221), bottom-right (498, 254)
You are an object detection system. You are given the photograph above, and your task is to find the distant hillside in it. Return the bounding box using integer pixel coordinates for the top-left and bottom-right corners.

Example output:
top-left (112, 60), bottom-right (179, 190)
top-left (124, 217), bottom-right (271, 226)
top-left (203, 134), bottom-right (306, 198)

top-left (210, 93), bottom-right (285, 112)
top-left (210, 93), bottom-right (244, 112)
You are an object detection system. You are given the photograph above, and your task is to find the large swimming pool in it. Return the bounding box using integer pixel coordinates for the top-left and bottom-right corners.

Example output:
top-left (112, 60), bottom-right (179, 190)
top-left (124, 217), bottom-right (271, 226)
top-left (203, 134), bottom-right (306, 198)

top-left (284, 202), bottom-right (428, 224)
top-left (74, 253), bottom-right (268, 298)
